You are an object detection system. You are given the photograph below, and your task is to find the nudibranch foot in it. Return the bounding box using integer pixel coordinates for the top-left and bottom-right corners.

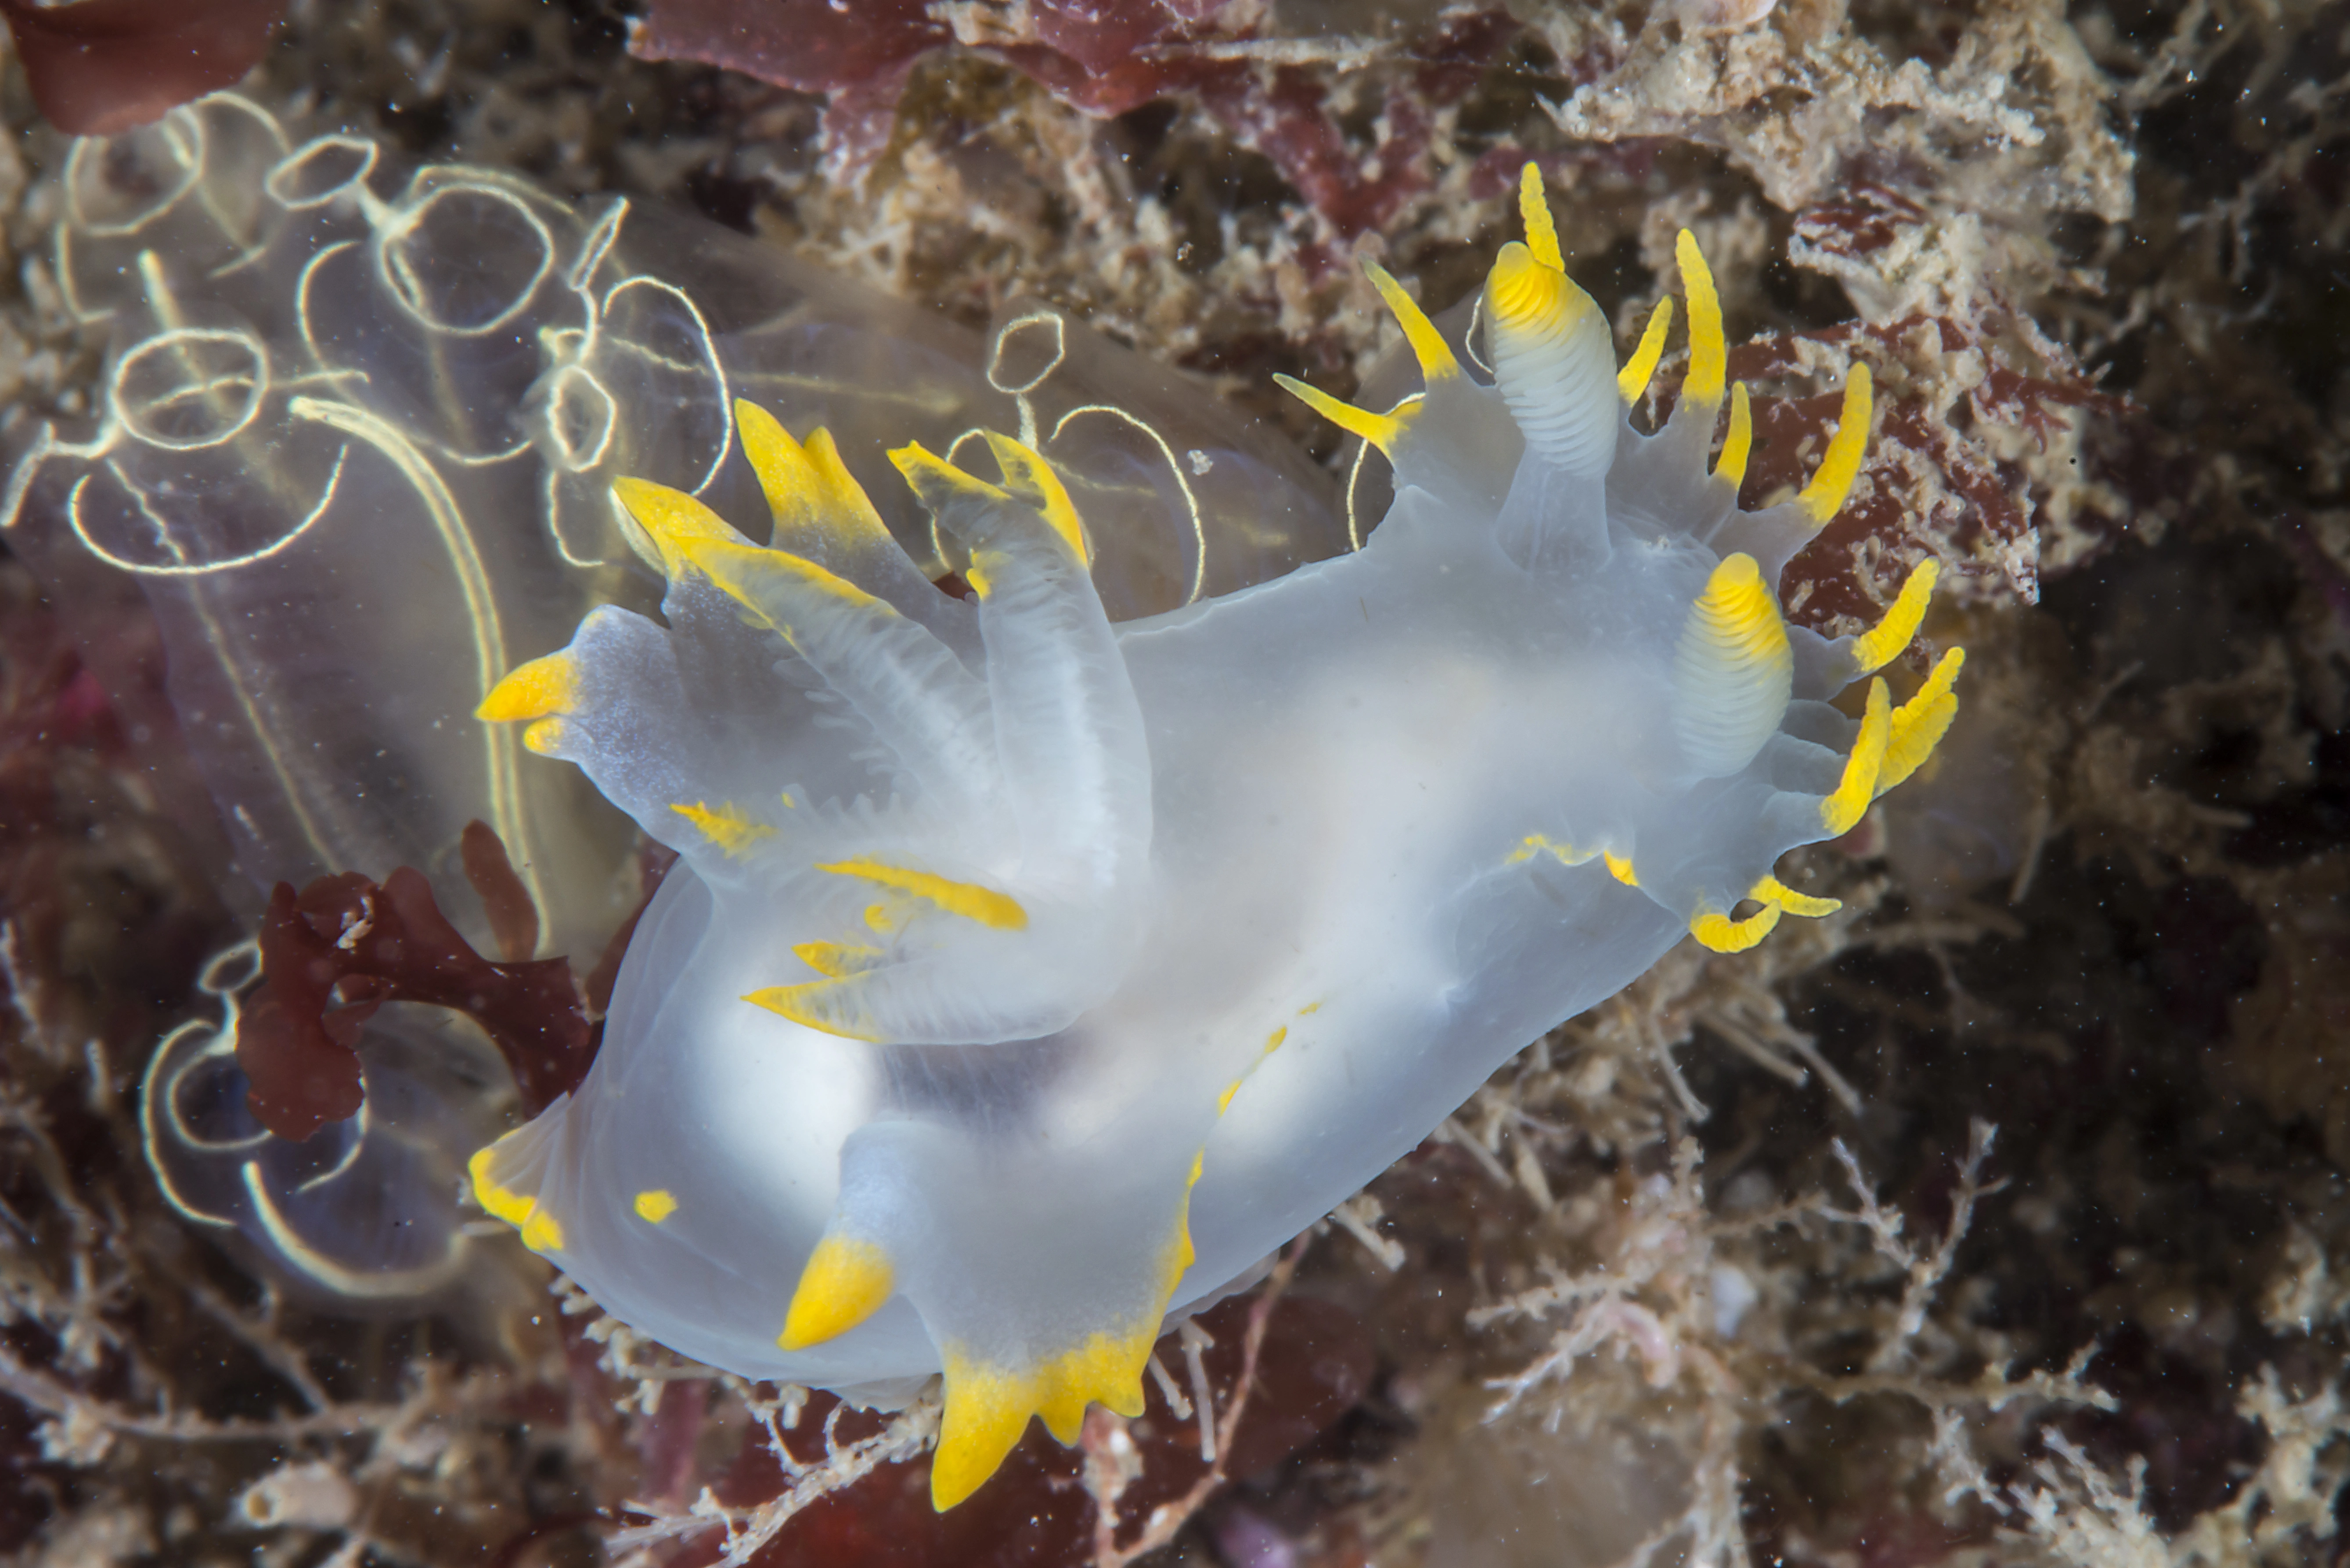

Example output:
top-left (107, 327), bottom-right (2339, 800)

top-left (472, 159), bottom-right (1964, 1510)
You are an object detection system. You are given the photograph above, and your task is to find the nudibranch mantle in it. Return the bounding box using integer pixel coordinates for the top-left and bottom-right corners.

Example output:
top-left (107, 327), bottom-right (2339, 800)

top-left (472, 167), bottom-right (1961, 1509)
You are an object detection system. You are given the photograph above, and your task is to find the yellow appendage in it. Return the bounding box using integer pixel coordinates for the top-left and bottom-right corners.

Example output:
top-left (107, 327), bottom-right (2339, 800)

top-left (476, 651), bottom-right (577, 723)
top-left (1879, 647), bottom-right (1967, 795)
top-left (669, 800), bottom-right (775, 858)
top-left (779, 1234), bottom-right (896, 1352)
top-left (1618, 297), bottom-right (1674, 404)
top-left (634, 1189), bottom-right (678, 1223)
top-left (817, 858), bottom-right (1027, 931)
top-left (1799, 364), bottom-right (1874, 525)
top-left (1848, 559), bottom-right (1941, 676)
top-left (1675, 230), bottom-right (1727, 407)
top-left (1518, 161), bottom-right (1564, 270)
top-left (1364, 261), bottom-right (1461, 386)
top-left (1821, 678), bottom-right (1894, 836)
top-left (1271, 374), bottom-right (1409, 455)
top-left (469, 1144), bottom-right (564, 1252)
top-left (1716, 383), bottom-right (1753, 487)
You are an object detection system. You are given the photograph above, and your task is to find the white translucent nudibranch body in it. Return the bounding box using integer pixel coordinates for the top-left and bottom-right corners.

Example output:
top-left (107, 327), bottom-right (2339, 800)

top-left (471, 166), bottom-right (1963, 1508)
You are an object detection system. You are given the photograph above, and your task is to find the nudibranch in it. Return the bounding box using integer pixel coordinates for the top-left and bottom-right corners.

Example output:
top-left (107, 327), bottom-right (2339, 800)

top-left (470, 166), bottom-right (1962, 1508)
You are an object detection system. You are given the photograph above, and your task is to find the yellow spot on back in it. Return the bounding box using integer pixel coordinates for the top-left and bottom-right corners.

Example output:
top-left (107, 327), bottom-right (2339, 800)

top-left (779, 1234), bottom-right (895, 1351)
top-left (818, 858), bottom-right (1027, 931)
top-left (476, 651), bottom-right (577, 723)
top-left (1618, 296), bottom-right (1674, 404)
top-left (1799, 363), bottom-right (1874, 526)
top-left (1266, 1025), bottom-right (1287, 1051)
top-left (1218, 1079), bottom-right (1243, 1114)
top-left (1847, 559), bottom-right (1940, 675)
top-left (1273, 374), bottom-right (1409, 454)
top-left (1716, 382), bottom-right (1753, 487)
top-left (1364, 261), bottom-right (1460, 385)
top-left (1604, 851), bottom-right (1640, 887)
top-left (1821, 677), bottom-right (1893, 835)
top-left (1878, 647), bottom-right (1966, 795)
top-left (1517, 161), bottom-right (1564, 271)
top-left (1298, 1001), bottom-right (1321, 1015)
top-left (669, 800), bottom-right (775, 858)
top-left (1676, 230), bottom-right (1726, 407)
top-left (634, 1189), bottom-right (678, 1223)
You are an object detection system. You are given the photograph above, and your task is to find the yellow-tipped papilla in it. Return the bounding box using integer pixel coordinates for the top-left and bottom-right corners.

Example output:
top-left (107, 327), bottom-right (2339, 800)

top-left (1821, 677), bottom-right (1893, 835)
top-left (1878, 646), bottom-right (1966, 795)
top-left (1798, 363), bottom-right (1874, 526)
top-left (1690, 896), bottom-right (1781, 953)
top-left (1363, 260), bottom-right (1462, 386)
top-left (476, 650), bottom-right (577, 723)
top-left (736, 401), bottom-right (903, 564)
top-left (1272, 374), bottom-right (1411, 454)
top-left (611, 475), bottom-right (749, 579)
top-left (1752, 875), bottom-right (1841, 919)
top-left (1846, 558), bottom-right (1940, 675)
top-left (1618, 296), bottom-right (1674, 405)
top-left (1675, 230), bottom-right (1726, 409)
top-left (1716, 383), bottom-right (1753, 487)
top-left (977, 431), bottom-right (1089, 561)
top-left (779, 1234), bottom-right (896, 1351)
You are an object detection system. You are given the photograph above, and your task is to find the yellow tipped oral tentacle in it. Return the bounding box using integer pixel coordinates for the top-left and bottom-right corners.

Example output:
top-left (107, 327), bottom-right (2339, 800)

top-left (1618, 296), bottom-right (1674, 405)
top-left (1364, 261), bottom-right (1461, 386)
top-left (1272, 374), bottom-right (1412, 454)
top-left (1878, 646), bottom-right (1966, 795)
top-left (1676, 230), bottom-right (1726, 408)
top-left (1799, 363), bottom-right (1874, 526)
top-left (476, 650), bottom-right (577, 723)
